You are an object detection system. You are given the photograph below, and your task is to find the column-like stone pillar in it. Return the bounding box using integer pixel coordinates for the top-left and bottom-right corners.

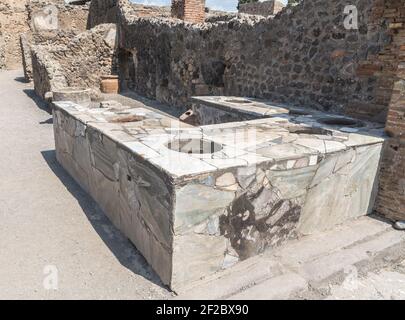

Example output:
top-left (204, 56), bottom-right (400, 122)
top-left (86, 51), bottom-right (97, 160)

top-left (375, 0), bottom-right (405, 222)
top-left (171, 0), bottom-right (206, 23)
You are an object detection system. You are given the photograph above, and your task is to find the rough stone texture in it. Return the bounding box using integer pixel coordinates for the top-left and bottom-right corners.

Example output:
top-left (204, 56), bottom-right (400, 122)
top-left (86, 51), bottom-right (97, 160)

top-left (87, 0), bottom-right (119, 28)
top-left (32, 23), bottom-right (118, 99)
top-left (0, 0), bottom-right (88, 71)
top-left (19, 0), bottom-right (89, 81)
top-left (52, 95), bottom-right (385, 291)
top-left (239, 0), bottom-right (285, 17)
top-left (27, 0), bottom-right (89, 32)
top-left (171, 0), bottom-right (206, 23)
top-left (109, 0), bottom-right (397, 122)
top-left (20, 30), bottom-right (79, 81)
top-left (0, 0), bottom-right (30, 70)
top-left (375, 0), bottom-right (405, 222)
top-left (87, 0), bottom-right (172, 29)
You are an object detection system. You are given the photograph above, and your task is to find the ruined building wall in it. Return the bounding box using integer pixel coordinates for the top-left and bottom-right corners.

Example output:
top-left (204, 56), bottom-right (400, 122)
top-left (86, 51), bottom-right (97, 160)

top-left (114, 0), bottom-right (392, 122)
top-left (0, 0), bottom-right (89, 70)
top-left (21, 30), bottom-right (80, 80)
top-left (21, 0), bottom-right (89, 80)
top-left (375, 0), bottom-right (405, 221)
top-left (27, 0), bottom-right (89, 32)
top-left (238, 0), bottom-right (278, 16)
top-left (0, 0), bottom-right (30, 70)
top-left (87, 0), bottom-right (173, 29)
top-left (32, 23), bottom-right (118, 98)
top-left (87, 0), bottom-right (119, 29)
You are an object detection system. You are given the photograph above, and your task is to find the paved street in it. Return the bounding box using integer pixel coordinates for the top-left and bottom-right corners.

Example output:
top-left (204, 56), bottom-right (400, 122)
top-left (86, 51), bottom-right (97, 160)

top-left (0, 70), bottom-right (172, 299)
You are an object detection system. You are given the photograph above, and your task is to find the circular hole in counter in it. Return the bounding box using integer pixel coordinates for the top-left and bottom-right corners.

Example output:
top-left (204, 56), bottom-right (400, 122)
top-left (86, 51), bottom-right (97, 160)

top-left (166, 138), bottom-right (223, 154)
top-left (318, 117), bottom-right (363, 127)
top-left (109, 115), bottom-right (146, 123)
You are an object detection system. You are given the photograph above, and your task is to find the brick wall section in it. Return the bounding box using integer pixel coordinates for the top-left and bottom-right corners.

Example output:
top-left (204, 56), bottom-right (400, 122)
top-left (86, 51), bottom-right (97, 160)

top-left (171, 0), bottom-right (205, 23)
top-left (375, 0), bottom-right (405, 221)
top-left (344, 0), bottom-right (402, 122)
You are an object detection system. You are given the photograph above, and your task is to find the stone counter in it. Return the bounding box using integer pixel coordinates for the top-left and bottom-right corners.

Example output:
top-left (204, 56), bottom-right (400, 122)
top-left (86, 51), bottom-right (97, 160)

top-left (52, 98), bottom-right (386, 291)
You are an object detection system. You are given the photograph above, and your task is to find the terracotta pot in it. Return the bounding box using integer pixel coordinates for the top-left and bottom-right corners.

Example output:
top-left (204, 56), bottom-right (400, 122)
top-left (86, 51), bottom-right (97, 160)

top-left (100, 75), bottom-right (119, 94)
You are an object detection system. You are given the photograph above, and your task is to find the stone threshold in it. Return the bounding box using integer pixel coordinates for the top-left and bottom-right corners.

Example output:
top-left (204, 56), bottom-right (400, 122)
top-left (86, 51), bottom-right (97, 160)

top-left (175, 215), bottom-right (405, 299)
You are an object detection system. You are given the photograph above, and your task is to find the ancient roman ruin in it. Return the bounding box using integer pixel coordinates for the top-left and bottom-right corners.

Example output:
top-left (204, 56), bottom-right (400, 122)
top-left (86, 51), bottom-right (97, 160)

top-left (2, 0), bottom-right (404, 294)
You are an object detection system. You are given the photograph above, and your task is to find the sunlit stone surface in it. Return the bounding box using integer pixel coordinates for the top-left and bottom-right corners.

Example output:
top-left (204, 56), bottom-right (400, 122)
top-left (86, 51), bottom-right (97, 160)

top-left (53, 96), bottom-right (385, 291)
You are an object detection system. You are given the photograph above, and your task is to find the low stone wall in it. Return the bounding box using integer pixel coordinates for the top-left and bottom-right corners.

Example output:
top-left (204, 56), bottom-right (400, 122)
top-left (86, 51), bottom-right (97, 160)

top-left (32, 23), bottom-right (118, 99)
top-left (0, 0), bottom-right (89, 70)
top-left (27, 0), bottom-right (89, 32)
top-left (116, 0), bottom-right (392, 122)
top-left (21, 30), bottom-right (79, 81)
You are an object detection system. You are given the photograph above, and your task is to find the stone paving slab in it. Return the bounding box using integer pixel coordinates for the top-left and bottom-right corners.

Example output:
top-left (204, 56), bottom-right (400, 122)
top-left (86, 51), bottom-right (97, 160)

top-left (176, 216), bottom-right (405, 300)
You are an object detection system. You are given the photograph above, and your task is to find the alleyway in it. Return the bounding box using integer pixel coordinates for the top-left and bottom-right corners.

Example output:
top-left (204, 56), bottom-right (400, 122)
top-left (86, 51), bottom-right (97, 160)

top-left (0, 70), bottom-right (171, 299)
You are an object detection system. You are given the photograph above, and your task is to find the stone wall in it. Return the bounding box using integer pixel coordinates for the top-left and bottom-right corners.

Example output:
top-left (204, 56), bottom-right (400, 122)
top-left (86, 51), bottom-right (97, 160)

top-left (115, 0), bottom-right (393, 122)
top-left (21, 30), bottom-right (79, 81)
top-left (32, 23), bottom-right (118, 99)
top-left (27, 0), bottom-right (89, 32)
top-left (87, 0), bottom-right (118, 29)
top-left (0, 0), bottom-right (89, 70)
top-left (87, 0), bottom-right (174, 29)
top-left (0, 0), bottom-right (30, 70)
top-left (239, 1), bottom-right (279, 16)
top-left (20, 0), bottom-right (90, 80)
top-left (375, 0), bottom-right (405, 221)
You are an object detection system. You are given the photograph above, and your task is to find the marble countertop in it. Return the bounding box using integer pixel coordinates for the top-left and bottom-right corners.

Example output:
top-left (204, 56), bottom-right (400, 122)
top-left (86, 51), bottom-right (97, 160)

top-left (53, 100), bottom-right (386, 179)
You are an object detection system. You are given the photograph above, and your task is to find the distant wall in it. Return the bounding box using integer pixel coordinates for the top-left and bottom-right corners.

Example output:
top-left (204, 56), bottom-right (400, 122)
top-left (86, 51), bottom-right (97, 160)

top-left (32, 23), bottom-right (118, 98)
top-left (116, 0), bottom-right (392, 122)
top-left (239, 1), bottom-right (277, 16)
top-left (0, 0), bottom-right (89, 70)
top-left (21, 29), bottom-right (79, 80)
top-left (87, 0), bottom-right (118, 29)
top-left (0, 0), bottom-right (30, 69)
top-left (27, 0), bottom-right (89, 32)
top-left (87, 0), bottom-right (173, 29)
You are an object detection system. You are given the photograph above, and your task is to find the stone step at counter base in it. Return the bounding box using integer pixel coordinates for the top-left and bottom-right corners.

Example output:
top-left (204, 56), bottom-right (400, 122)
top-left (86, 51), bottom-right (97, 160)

top-left (52, 98), bottom-right (386, 291)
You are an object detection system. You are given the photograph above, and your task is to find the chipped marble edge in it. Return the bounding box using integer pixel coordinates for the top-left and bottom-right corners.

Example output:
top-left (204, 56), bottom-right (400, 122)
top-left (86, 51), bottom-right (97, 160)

top-left (52, 101), bottom-right (387, 181)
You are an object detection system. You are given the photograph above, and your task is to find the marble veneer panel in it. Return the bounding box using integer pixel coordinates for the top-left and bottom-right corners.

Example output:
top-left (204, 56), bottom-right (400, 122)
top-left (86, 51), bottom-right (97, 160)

top-left (52, 100), bottom-right (386, 291)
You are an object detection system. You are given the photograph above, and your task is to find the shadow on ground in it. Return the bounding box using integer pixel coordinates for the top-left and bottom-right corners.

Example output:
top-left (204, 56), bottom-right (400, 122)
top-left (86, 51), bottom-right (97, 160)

top-left (23, 89), bottom-right (51, 115)
top-left (41, 149), bottom-right (168, 291)
top-left (14, 76), bottom-right (29, 84)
